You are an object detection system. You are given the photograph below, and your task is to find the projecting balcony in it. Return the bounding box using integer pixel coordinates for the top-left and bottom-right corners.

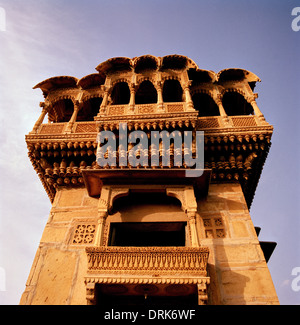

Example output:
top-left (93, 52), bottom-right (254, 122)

top-left (85, 246), bottom-right (210, 283)
top-left (84, 246), bottom-right (210, 305)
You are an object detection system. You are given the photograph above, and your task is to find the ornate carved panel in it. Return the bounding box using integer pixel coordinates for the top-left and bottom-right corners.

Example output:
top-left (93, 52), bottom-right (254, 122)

top-left (166, 102), bottom-right (184, 112)
top-left (136, 104), bottom-right (156, 114)
top-left (39, 123), bottom-right (65, 134)
top-left (197, 117), bottom-right (220, 128)
top-left (230, 116), bottom-right (257, 127)
top-left (108, 105), bottom-right (126, 115)
top-left (72, 223), bottom-right (96, 244)
top-left (203, 216), bottom-right (226, 238)
top-left (74, 122), bottom-right (97, 133)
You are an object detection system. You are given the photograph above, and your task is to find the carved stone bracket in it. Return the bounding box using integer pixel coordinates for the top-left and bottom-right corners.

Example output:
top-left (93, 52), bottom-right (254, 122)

top-left (197, 282), bottom-right (208, 305)
top-left (95, 186), bottom-right (130, 246)
top-left (86, 282), bottom-right (96, 305)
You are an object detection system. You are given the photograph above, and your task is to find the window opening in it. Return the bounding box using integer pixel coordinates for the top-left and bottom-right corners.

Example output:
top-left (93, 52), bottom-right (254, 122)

top-left (108, 222), bottom-right (187, 247)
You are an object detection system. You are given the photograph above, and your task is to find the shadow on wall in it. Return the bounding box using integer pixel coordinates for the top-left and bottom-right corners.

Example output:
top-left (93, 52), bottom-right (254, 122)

top-left (207, 240), bottom-right (250, 305)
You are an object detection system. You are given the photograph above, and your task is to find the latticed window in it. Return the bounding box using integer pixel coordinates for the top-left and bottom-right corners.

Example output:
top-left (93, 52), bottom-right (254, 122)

top-left (203, 217), bottom-right (226, 238)
top-left (72, 224), bottom-right (96, 244)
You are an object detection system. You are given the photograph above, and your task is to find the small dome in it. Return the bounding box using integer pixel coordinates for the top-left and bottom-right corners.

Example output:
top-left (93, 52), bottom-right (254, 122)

top-left (33, 76), bottom-right (78, 95)
top-left (77, 73), bottom-right (105, 89)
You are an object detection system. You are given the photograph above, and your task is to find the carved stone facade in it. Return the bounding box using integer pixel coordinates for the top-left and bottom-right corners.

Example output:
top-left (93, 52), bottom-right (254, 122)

top-left (20, 55), bottom-right (279, 305)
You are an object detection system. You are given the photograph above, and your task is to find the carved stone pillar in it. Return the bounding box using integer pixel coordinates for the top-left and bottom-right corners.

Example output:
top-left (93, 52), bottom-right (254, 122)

top-left (183, 82), bottom-right (195, 111)
top-left (100, 86), bottom-right (109, 115)
top-left (166, 186), bottom-right (200, 247)
top-left (129, 83), bottom-right (136, 113)
top-left (156, 81), bottom-right (164, 112)
top-left (65, 101), bottom-right (81, 133)
top-left (183, 187), bottom-right (199, 247)
top-left (94, 212), bottom-right (108, 247)
top-left (248, 96), bottom-right (266, 124)
top-left (30, 102), bottom-right (48, 134)
top-left (187, 212), bottom-right (200, 247)
top-left (94, 186), bottom-right (130, 246)
top-left (215, 96), bottom-right (230, 126)
top-left (94, 186), bottom-right (111, 246)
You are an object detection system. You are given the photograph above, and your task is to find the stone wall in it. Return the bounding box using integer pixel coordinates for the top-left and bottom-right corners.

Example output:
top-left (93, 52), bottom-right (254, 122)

top-left (197, 183), bottom-right (279, 304)
top-left (20, 182), bottom-right (279, 305)
top-left (20, 188), bottom-right (98, 305)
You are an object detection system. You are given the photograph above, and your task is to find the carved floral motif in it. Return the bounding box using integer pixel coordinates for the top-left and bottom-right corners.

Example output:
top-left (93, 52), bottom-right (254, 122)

top-left (72, 224), bottom-right (96, 244)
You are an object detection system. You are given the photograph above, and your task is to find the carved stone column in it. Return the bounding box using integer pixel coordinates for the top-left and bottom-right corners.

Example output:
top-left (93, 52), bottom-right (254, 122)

top-left (166, 186), bottom-right (200, 247)
top-left (100, 87), bottom-right (109, 115)
top-left (183, 82), bottom-right (195, 111)
top-left (65, 101), bottom-right (81, 133)
top-left (129, 83), bottom-right (136, 113)
top-left (156, 81), bottom-right (164, 112)
top-left (94, 186), bottom-right (111, 246)
top-left (215, 96), bottom-right (231, 126)
top-left (248, 95), bottom-right (266, 124)
top-left (30, 102), bottom-right (49, 134)
top-left (94, 212), bottom-right (108, 247)
top-left (94, 186), bottom-right (130, 246)
top-left (184, 186), bottom-right (200, 247)
top-left (187, 212), bottom-right (200, 247)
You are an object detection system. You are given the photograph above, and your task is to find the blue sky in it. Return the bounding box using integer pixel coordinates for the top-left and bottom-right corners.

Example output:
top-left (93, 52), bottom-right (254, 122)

top-left (0, 0), bottom-right (299, 304)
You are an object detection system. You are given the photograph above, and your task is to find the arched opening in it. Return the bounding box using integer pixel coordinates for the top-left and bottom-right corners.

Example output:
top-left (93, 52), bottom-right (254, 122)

top-left (109, 191), bottom-right (186, 247)
top-left (135, 80), bottom-right (157, 104)
top-left (192, 93), bottom-right (219, 116)
top-left (111, 82), bottom-right (130, 105)
top-left (78, 97), bottom-right (103, 121)
top-left (163, 79), bottom-right (183, 102)
top-left (222, 92), bottom-right (253, 116)
top-left (50, 98), bottom-right (74, 122)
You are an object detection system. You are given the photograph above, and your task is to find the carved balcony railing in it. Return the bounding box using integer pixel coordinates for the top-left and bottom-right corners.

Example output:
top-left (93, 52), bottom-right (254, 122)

top-left (229, 115), bottom-right (258, 127)
top-left (31, 115), bottom-right (266, 137)
top-left (38, 122), bottom-right (66, 135)
top-left (106, 102), bottom-right (185, 115)
top-left (85, 246), bottom-right (209, 276)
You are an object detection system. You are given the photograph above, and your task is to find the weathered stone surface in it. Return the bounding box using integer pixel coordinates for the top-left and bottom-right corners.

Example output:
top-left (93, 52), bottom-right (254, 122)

top-left (30, 248), bottom-right (78, 305)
